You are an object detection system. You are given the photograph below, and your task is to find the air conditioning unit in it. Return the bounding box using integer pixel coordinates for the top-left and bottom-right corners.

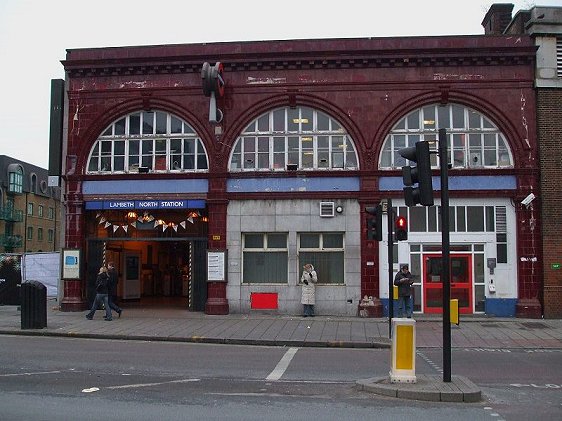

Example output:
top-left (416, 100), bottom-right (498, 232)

top-left (319, 201), bottom-right (335, 217)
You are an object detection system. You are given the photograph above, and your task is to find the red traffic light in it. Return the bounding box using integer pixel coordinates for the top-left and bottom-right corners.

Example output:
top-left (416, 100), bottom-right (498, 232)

top-left (395, 216), bottom-right (408, 241)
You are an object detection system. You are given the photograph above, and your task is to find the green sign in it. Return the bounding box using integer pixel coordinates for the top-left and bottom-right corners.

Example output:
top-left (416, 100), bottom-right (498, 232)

top-left (552, 263), bottom-right (561, 270)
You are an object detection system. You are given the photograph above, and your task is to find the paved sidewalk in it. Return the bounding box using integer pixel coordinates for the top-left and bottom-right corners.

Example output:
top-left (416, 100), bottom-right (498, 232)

top-left (1, 302), bottom-right (561, 349)
top-left (2, 302), bottom-right (561, 402)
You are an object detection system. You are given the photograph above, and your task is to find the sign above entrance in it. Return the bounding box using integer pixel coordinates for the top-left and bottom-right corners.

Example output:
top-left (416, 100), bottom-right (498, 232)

top-left (85, 200), bottom-right (206, 210)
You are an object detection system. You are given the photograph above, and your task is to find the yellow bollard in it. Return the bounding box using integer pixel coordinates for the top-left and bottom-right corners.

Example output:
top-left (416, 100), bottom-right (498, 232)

top-left (393, 285), bottom-right (399, 300)
top-left (450, 298), bottom-right (459, 325)
top-left (390, 318), bottom-right (416, 383)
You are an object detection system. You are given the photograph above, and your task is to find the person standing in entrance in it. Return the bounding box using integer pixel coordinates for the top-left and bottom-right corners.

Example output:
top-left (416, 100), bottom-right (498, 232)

top-left (86, 266), bottom-right (113, 321)
top-left (394, 264), bottom-right (414, 318)
top-left (107, 262), bottom-right (122, 318)
top-left (301, 263), bottom-right (318, 317)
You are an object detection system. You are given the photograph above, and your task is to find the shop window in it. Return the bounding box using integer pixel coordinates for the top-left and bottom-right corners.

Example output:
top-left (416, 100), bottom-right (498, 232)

top-left (379, 103), bottom-right (513, 170)
top-left (87, 110), bottom-right (208, 174)
top-left (230, 107), bottom-right (359, 171)
top-left (409, 206), bottom-right (427, 232)
top-left (298, 233), bottom-right (344, 284)
top-left (466, 206), bottom-right (484, 232)
top-left (242, 233), bottom-right (288, 284)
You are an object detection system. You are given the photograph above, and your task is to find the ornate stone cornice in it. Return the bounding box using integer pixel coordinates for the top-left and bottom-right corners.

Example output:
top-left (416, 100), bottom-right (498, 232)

top-left (62, 38), bottom-right (536, 78)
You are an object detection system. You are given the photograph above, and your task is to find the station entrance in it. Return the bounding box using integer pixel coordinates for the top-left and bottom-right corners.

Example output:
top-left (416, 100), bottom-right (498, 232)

top-left (86, 238), bottom-right (208, 311)
top-left (84, 207), bottom-right (209, 311)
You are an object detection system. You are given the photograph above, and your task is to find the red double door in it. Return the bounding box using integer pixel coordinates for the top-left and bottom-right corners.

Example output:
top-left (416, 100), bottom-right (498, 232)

top-left (423, 254), bottom-right (473, 314)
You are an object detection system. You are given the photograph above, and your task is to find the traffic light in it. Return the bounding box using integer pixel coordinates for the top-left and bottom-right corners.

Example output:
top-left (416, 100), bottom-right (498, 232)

top-left (395, 216), bottom-right (408, 241)
top-left (399, 141), bottom-right (434, 207)
top-left (365, 205), bottom-right (383, 241)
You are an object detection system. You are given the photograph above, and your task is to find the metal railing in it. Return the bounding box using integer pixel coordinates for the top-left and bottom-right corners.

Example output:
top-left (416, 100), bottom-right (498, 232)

top-left (0, 235), bottom-right (23, 248)
top-left (0, 208), bottom-right (24, 222)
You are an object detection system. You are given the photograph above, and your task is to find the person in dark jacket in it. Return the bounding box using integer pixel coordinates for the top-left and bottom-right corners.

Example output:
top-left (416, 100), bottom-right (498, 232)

top-left (394, 264), bottom-right (414, 318)
top-left (107, 262), bottom-right (122, 318)
top-left (86, 266), bottom-right (113, 321)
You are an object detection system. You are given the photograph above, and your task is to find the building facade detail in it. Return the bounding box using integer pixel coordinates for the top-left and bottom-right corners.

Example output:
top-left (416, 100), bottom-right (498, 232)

top-left (58, 35), bottom-right (540, 317)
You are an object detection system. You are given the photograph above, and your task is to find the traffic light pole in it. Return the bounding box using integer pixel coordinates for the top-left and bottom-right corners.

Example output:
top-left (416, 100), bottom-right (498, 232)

top-left (387, 198), bottom-right (394, 338)
top-left (439, 128), bottom-right (452, 383)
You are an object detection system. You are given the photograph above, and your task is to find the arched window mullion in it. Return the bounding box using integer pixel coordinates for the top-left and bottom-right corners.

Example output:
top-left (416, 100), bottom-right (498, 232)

top-left (229, 106), bottom-right (358, 172)
top-left (86, 111), bottom-right (207, 174)
top-left (379, 103), bottom-right (513, 170)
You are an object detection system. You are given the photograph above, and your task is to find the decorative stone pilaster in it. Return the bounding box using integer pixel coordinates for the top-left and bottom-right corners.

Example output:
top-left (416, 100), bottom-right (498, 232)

top-left (205, 195), bottom-right (229, 315)
top-left (60, 187), bottom-right (87, 311)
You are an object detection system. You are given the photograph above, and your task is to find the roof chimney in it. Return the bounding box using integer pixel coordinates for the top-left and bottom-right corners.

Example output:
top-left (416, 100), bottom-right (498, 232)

top-left (482, 3), bottom-right (514, 35)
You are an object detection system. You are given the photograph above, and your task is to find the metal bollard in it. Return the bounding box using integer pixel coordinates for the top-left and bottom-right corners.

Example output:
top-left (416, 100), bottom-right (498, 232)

top-left (390, 318), bottom-right (416, 383)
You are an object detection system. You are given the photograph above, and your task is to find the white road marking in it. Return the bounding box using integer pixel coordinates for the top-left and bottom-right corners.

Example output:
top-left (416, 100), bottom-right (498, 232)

top-left (106, 378), bottom-right (200, 390)
top-left (81, 378), bottom-right (200, 393)
top-left (0, 370), bottom-right (61, 377)
top-left (266, 347), bottom-right (298, 381)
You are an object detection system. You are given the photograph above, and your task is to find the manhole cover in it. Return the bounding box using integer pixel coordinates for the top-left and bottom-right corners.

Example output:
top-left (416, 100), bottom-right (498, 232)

top-left (520, 322), bottom-right (549, 329)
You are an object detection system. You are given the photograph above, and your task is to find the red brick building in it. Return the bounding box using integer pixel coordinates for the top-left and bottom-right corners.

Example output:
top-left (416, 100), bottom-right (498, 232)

top-left (484, 3), bottom-right (562, 318)
top-left (56, 35), bottom-right (540, 317)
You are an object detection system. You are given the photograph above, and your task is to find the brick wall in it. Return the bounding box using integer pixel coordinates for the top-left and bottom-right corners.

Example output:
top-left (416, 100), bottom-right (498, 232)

top-left (538, 89), bottom-right (562, 318)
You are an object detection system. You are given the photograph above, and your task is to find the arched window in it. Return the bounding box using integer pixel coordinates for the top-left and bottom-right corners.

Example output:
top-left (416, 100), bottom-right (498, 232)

top-left (379, 104), bottom-right (513, 169)
top-left (8, 164), bottom-right (24, 194)
top-left (87, 110), bottom-right (208, 174)
top-left (30, 174), bottom-right (37, 193)
top-left (229, 106), bottom-right (359, 171)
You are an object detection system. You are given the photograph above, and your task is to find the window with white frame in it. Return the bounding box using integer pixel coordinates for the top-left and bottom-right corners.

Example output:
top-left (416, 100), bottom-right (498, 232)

top-left (8, 165), bottom-right (23, 193)
top-left (87, 110), bottom-right (208, 174)
top-left (242, 233), bottom-right (288, 283)
top-left (38, 205), bottom-right (44, 218)
top-left (398, 205), bottom-right (505, 235)
top-left (48, 207), bottom-right (55, 220)
top-left (27, 203), bottom-right (34, 216)
top-left (379, 103), bottom-right (513, 169)
top-left (229, 107), bottom-right (359, 171)
top-left (556, 35), bottom-right (562, 78)
top-left (298, 232), bottom-right (344, 284)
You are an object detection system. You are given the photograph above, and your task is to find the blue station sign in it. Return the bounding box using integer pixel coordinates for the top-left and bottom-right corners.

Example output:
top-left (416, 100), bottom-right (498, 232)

top-left (85, 199), bottom-right (206, 210)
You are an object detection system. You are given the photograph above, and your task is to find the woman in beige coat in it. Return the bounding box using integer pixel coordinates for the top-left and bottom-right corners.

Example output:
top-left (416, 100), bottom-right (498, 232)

top-left (300, 263), bottom-right (318, 317)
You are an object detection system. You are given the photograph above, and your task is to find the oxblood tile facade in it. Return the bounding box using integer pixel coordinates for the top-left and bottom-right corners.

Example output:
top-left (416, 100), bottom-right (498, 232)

top-left (59, 36), bottom-right (541, 316)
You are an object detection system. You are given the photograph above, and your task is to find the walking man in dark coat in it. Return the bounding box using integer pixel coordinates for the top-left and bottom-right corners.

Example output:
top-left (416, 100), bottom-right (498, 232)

top-left (107, 262), bottom-right (123, 318)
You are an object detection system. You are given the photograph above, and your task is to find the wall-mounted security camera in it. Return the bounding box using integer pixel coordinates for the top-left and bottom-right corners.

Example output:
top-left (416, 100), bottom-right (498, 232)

top-left (521, 193), bottom-right (536, 207)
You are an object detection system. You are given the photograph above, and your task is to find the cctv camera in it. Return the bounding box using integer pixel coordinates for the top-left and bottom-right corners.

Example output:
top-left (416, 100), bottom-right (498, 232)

top-left (521, 193), bottom-right (535, 207)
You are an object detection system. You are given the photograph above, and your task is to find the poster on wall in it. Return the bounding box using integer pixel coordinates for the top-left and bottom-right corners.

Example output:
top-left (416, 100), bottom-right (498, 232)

top-left (207, 250), bottom-right (227, 282)
top-left (62, 249), bottom-right (81, 279)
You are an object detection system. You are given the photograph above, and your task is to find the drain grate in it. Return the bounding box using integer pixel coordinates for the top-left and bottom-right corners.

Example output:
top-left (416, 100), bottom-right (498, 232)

top-left (520, 322), bottom-right (549, 329)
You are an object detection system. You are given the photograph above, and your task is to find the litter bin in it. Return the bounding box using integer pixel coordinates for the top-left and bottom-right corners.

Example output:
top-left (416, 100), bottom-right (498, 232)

top-left (20, 280), bottom-right (47, 329)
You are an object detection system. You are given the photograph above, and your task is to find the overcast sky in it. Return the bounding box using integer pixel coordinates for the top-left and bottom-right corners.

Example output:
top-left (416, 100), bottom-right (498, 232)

top-left (0, 0), bottom-right (558, 168)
